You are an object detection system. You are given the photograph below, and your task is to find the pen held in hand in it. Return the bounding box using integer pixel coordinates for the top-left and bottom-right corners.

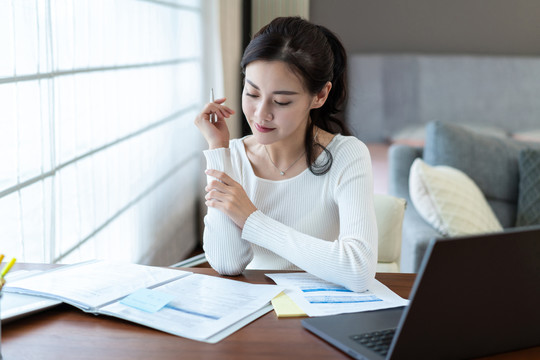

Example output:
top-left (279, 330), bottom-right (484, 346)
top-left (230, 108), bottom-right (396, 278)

top-left (209, 88), bottom-right (216, 123)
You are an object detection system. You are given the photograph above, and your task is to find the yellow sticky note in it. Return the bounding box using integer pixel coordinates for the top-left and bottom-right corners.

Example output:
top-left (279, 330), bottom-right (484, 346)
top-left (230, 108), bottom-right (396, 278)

top-left (271, 291), bottom-right (307, 318)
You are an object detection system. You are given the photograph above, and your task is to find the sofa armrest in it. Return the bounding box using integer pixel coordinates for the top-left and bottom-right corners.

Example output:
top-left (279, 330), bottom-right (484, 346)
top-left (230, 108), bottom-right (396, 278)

top-left (400, 205), bottom-right (443, 273)
top-left (388, 144), bottom-right (423, 203)
top-left (388, 144), bottom-right (444, 273)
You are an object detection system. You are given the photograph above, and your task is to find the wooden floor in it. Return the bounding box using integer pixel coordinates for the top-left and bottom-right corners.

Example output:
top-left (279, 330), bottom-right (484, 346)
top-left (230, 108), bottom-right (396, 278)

top-left (367, 143), bottom-right (390, 195)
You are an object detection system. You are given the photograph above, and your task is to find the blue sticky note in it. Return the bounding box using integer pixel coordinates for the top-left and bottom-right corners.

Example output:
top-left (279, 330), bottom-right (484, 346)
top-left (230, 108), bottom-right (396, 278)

top-left (120, 288), bottom-right (176, 313)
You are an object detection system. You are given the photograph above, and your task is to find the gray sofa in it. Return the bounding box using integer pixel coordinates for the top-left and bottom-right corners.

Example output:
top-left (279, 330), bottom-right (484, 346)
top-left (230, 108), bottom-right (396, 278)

top-left (389, 121), bottom-right (540, 272)
top-left (345, 54), bottom-right (540, 273)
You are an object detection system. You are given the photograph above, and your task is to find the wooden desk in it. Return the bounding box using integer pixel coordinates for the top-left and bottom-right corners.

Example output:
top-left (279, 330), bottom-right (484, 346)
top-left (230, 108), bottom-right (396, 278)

top-left (2, 265), bottom-right (539, 360)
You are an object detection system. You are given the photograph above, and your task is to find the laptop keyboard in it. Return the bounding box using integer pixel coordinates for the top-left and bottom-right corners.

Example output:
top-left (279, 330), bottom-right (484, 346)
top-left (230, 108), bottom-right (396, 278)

top-left (350, 328), bottom-right (396, 356)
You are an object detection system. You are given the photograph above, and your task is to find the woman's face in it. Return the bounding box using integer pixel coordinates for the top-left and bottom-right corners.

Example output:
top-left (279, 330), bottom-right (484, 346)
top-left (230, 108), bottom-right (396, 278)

top-left (242, 60), bottom-right (320, 146)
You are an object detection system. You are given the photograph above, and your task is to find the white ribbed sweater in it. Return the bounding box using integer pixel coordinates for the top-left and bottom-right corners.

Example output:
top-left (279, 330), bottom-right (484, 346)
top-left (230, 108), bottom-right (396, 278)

top-left (202, 135), bottom-right (378, 292)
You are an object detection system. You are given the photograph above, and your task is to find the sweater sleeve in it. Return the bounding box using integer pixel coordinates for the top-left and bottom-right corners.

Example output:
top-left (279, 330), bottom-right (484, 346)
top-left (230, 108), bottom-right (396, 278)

top-left (202, 147), bottom-right (253, 275)
top-left (241, 141), bottom-right (378, 292)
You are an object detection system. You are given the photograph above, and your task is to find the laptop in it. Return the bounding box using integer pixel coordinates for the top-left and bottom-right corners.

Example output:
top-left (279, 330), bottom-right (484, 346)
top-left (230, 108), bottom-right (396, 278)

top-left (302, 226), bottom-right (540, 359)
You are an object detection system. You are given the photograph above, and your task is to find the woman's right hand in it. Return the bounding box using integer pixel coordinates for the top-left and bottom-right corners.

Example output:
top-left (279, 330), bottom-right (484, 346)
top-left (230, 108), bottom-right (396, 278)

top-left (194, 98), bottom-right (235, 149)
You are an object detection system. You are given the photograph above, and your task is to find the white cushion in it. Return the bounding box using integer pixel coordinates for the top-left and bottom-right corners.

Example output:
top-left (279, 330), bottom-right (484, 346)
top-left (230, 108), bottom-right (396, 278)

top-left (374, 194), bottom-right (406, 264)
top-left (409, 158), bottom-right (503, 236)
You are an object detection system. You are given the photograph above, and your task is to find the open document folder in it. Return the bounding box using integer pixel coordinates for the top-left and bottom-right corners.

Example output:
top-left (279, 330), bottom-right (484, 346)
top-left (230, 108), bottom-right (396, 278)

top-left (3, 260), bottom-right (283, 343)
top-left (1, 270), bottom-right (62, 322)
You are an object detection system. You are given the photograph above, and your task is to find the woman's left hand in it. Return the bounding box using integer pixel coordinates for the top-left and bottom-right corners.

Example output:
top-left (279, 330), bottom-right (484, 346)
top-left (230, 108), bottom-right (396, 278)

top-left (205, 169), bottom-right (257, 229)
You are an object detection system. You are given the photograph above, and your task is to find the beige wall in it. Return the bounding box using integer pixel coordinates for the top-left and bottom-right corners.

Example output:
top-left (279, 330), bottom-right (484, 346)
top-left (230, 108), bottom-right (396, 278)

top-left (310, 0), bottom-right (540, 56)
top-left (218, 0), bottom-right (243, 139)
top-left (251, 0), bottom-right (310, 35)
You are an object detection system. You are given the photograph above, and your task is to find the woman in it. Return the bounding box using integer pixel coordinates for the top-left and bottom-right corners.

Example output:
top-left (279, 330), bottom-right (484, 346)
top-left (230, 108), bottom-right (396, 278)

top-left (194, 17), bottom-right (377, 292)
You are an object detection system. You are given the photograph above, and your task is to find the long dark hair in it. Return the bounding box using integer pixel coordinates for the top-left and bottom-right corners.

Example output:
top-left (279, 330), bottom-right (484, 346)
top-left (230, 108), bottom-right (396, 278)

top-left (240, 16), bottom-right (351, 175)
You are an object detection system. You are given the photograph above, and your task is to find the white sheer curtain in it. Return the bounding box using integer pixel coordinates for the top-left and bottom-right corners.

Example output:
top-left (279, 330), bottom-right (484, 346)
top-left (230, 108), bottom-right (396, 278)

top-left (0, 0), bottom-right (222, 265)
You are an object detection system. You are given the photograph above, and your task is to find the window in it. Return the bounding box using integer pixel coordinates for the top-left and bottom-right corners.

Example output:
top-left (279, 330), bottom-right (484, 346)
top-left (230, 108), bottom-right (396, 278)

top-left (0, 0), bottom-right (213, 265)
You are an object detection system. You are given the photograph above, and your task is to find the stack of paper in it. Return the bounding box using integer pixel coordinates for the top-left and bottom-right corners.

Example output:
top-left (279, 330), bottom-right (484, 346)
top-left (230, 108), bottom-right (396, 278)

top-left (267, 273), bottom-right (408, 317)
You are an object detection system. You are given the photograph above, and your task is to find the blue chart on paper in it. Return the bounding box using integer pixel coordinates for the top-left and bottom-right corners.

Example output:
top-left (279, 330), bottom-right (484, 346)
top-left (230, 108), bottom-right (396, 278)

top-left (302, 288), bottom-right (352, 293)
top-left (306, 295), bottom-right (382, 304)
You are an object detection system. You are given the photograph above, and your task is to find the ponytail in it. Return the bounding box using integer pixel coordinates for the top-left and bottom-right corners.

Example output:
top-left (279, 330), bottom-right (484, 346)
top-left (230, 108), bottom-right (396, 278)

top-left (312, 25), bottom-right (349, 134)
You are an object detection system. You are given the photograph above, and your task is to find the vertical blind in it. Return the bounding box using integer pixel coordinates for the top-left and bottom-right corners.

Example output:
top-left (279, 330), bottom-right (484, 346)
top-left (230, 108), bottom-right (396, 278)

top-left (0, 0), bottom-right (208, 265)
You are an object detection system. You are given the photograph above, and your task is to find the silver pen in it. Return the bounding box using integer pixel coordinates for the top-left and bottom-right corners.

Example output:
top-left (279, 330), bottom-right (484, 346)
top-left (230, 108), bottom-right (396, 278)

top-left (209, 88), bottom-right (215, 123)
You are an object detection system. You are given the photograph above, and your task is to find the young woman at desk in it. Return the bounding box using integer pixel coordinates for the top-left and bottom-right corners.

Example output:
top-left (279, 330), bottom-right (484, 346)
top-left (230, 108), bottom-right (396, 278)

top-left (194, 17), bottom-right (377, 292)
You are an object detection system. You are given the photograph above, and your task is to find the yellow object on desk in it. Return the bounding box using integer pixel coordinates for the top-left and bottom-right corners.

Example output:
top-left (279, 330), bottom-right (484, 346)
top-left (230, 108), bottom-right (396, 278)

top-left (271, 292), bottom-right (307, 318)
top-left (1, 258), bottom-right (16, 278)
